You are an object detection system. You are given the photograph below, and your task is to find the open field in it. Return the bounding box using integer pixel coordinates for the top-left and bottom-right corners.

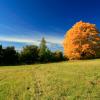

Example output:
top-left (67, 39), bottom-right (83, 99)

top-left (0, 60), bottom-right (100, 100)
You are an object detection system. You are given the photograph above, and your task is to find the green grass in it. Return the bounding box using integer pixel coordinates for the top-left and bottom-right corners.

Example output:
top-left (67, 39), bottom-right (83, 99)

top-left (0, 59), bottom-right (100, 100)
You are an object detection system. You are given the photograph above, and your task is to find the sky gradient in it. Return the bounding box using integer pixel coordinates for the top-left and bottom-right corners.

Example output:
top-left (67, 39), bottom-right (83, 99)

top-left (0, 0), bottom-right (100, 50)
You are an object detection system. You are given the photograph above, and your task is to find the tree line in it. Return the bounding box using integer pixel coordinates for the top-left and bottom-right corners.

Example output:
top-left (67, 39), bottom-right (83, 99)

top-left (0, 37), bottom-right (65, 66)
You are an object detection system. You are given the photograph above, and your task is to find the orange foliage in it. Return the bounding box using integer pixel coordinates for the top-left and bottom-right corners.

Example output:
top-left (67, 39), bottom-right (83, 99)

top-left (63, 21), bottom-right (100, 60)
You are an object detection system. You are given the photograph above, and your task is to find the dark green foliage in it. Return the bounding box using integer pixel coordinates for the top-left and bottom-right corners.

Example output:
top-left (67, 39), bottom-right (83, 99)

top-left (39, 37), bottom-right (47, 55)
top-left (0, 46), bottom-right (19, 65)
top-left (20, 45), bottom-right (39, 64)
top-left (38, 37), bottom-right (48, 62)
top-left (0, 38), bottom-right (65, 65)
top-left (53, 51), bottom-right (64, 61)
top-left (38, 37), bottom-right (65, 63)
top-left (3, 46), bottom-right (19, 65)
top-left (50, 51), bottom-right (66, 62)
top-left (0, 45), bottom-right (3, 65)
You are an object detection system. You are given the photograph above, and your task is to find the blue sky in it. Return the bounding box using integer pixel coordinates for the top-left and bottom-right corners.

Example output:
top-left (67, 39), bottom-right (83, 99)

top-left (0, 0), bottom-right (100, 50)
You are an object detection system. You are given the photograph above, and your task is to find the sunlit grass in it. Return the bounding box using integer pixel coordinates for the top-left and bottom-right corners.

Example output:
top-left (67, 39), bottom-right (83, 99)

top-left (0, 59), bottom-right (100, 100)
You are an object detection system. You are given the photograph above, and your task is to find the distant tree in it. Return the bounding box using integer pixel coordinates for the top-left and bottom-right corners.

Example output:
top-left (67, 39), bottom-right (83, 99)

top-left (3, 46), bottom-right (19, 65)
top-left (20, 45), bottom-right (39, 64)
top-left (52, 50), bottom-right (64, 62)
top-left (0, 38), bottom-right (65, 65)
top-left (38, 37), bottom-right (48, 62)
top-left (0, 45), bottom-right (3, 65)
top-left (63, 21), bottom-right (100, 60)
top-left (45, 49), bottom-right (53, 62)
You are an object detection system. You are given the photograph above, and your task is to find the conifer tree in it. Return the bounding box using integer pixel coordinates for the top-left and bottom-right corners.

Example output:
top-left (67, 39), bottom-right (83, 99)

top-left (39, 37), bottom-right (48, 62)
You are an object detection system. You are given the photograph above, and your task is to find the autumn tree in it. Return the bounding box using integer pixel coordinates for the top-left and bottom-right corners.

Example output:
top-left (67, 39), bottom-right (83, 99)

top-left (63, 21), bottom-right (100, 60)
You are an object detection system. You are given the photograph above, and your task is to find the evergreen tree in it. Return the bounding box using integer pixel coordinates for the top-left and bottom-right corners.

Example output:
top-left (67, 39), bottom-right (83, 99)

top-left (39, 37), bottom-right (48, 62)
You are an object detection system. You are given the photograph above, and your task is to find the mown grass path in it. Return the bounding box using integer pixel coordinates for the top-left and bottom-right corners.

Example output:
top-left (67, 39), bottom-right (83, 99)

top-left (0, 60), bottom-right (100, 100)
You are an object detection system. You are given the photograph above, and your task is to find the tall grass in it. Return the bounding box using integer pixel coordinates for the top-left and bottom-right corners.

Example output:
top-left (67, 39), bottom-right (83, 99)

top-left (0, 59), bottom-right (100, 100)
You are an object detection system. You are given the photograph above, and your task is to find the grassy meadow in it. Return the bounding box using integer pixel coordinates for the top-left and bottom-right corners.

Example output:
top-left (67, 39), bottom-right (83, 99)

top-left (0, 60), bottom-right (100, 100)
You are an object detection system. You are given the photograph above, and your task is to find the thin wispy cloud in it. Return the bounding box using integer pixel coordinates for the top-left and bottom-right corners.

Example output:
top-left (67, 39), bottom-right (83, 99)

top-left (0, 37), bottom-right (39, 45)
top-left (0, 24), bottom-right (63, 51)
top-left (0, 23), bottom-right (64, 44)
top-left (0, 35), bottom-right (63, 45)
